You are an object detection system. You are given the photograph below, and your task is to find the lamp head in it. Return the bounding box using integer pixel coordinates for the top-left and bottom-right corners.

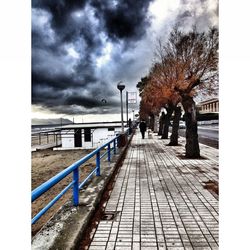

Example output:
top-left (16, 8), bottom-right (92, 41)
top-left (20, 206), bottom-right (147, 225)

top-left (117, 81), bottom-right (125, 91)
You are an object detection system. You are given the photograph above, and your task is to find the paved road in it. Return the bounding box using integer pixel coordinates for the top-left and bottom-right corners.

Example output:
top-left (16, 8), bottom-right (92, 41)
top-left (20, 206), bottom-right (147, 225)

top-left (178, 126), bottom-right (219, 149)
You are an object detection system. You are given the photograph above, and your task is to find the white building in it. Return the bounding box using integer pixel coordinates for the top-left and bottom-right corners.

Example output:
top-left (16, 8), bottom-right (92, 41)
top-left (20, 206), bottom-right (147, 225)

top-left (57, 122), bottom-right (125, 150)
top-left (197, 98), bottom-right (219, 113)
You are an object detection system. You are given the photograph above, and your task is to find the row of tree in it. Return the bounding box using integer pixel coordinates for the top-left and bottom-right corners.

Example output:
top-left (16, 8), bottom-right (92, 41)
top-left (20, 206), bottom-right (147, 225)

top-left (137, 26), bottom-right (218, 158)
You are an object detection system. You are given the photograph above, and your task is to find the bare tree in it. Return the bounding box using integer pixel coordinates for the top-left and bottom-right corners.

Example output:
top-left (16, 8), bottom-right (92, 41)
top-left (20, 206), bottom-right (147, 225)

top-left (138, 27), bottom-right (218, 157)
top-left (164, 27), bottom-right (218, 157)
top-left (149, 54), bottom-right (182, 141)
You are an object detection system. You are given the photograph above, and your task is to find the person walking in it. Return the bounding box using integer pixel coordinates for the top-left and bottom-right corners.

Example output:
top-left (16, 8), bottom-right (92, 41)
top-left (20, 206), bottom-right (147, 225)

top-left (139, 120), bottom-right (147, 139)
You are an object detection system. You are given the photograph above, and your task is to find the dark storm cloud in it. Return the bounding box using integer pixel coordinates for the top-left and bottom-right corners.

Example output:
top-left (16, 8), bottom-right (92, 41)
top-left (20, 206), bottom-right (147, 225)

top-left (32, 0), bottom-right (154, 115)
top-left (64, 92), bottom-right (119, 109)
top-left (32, 0), bottom-right (218, 116)
top-left (32, 0), bottom-right (87, 32)
top-left (90, 0), bottom-right (153, 41)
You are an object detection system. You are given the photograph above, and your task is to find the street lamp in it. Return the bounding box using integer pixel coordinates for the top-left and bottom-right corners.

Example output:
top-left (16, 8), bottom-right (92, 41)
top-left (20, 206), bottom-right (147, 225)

top-left (117, 81), bottom-right (125, 133)
top-left (132, 109), bottom-right (134, 121)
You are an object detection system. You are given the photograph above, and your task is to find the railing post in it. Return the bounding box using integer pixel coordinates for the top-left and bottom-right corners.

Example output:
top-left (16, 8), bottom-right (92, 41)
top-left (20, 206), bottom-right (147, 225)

top-left (108, 144), bottom-right (111, 162)
top-left (73, 168), bottom-right (79, 206)
top-left (96, 151), bottom-right (100, 176)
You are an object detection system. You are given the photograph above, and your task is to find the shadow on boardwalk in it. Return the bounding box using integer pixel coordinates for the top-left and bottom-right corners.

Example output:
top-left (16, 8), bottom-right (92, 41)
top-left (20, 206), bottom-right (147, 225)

top-left (86, 130), bottom-right (218, 250)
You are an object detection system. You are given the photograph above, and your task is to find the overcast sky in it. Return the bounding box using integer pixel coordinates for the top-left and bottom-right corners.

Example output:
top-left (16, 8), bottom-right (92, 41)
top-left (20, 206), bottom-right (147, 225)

top-left (32, 0), bottom-right (218, 122)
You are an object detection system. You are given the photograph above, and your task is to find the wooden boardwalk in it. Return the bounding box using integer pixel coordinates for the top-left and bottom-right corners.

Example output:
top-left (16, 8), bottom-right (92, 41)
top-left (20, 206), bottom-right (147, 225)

top-left (88, 130), bottom-right (219, 249)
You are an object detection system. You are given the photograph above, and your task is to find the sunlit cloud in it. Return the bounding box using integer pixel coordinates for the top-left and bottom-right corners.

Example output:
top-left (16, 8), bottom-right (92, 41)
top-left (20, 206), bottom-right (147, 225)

top-left (96, 42), bottom-right (112, 68)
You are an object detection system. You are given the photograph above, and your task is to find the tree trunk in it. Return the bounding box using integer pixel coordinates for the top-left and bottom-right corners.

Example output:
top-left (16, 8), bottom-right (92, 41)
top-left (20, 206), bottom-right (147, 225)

top-left (161, 107), bottom-right (173, 139)
top-left (154, 115), bottom-right (159, 133)
top-left (169, 106), bottom-right (181, 146)
top-left (149, 114), bottom-right (154, 130)
top-left (158, 112), bottom-right (165, 136)
top-left (182, 96), bottom-right (200, 158)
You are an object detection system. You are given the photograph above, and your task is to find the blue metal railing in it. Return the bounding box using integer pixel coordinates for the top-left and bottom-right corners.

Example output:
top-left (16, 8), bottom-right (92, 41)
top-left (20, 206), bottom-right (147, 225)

top-left (31, 132), bottom-right (127, 225)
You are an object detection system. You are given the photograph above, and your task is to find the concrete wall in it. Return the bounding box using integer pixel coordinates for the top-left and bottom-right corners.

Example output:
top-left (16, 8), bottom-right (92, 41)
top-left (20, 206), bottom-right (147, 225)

top-left (94, 127), bottom-right (123, 148)
top-left (62, 129), bottom-right (74, 148)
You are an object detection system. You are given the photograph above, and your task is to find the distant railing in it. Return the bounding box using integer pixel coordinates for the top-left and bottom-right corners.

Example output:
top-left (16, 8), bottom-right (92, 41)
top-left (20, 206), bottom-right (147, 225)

top-left (31, 129), bottom-right (61, 147)
top-left (31, 131), bottom-right (129, 225)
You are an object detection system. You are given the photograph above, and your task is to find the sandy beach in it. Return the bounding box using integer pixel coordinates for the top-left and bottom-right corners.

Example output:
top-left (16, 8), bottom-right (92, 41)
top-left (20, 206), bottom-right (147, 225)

top-left (32, 148), bottom-right (95, 236)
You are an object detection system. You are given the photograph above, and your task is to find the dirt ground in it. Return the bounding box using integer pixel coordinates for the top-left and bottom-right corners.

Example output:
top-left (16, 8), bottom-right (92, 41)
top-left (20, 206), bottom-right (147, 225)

top-left (32, 148), bottom-right (96, 236)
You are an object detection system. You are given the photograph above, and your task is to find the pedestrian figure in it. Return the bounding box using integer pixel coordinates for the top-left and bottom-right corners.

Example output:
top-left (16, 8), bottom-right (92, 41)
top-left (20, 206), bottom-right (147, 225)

top-left (139, 120), bottom-right (147, 139)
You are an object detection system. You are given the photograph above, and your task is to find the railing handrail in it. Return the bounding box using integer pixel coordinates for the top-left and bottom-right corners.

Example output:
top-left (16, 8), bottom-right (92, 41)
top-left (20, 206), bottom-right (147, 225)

top-left (31, 129), bottom-right (61, 135)
top-left (31, 130), bottom-right (130, 224)
top-left (32, 134), bottom-right (120, 202)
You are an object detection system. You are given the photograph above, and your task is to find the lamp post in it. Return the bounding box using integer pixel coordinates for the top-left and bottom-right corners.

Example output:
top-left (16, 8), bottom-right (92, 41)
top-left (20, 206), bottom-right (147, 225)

top-left (60, 114), bottom-right (67, 127)
top-left (132, 109), bottom-right (134, 121)
top-left (117, 81), bottom-right (125, 133)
